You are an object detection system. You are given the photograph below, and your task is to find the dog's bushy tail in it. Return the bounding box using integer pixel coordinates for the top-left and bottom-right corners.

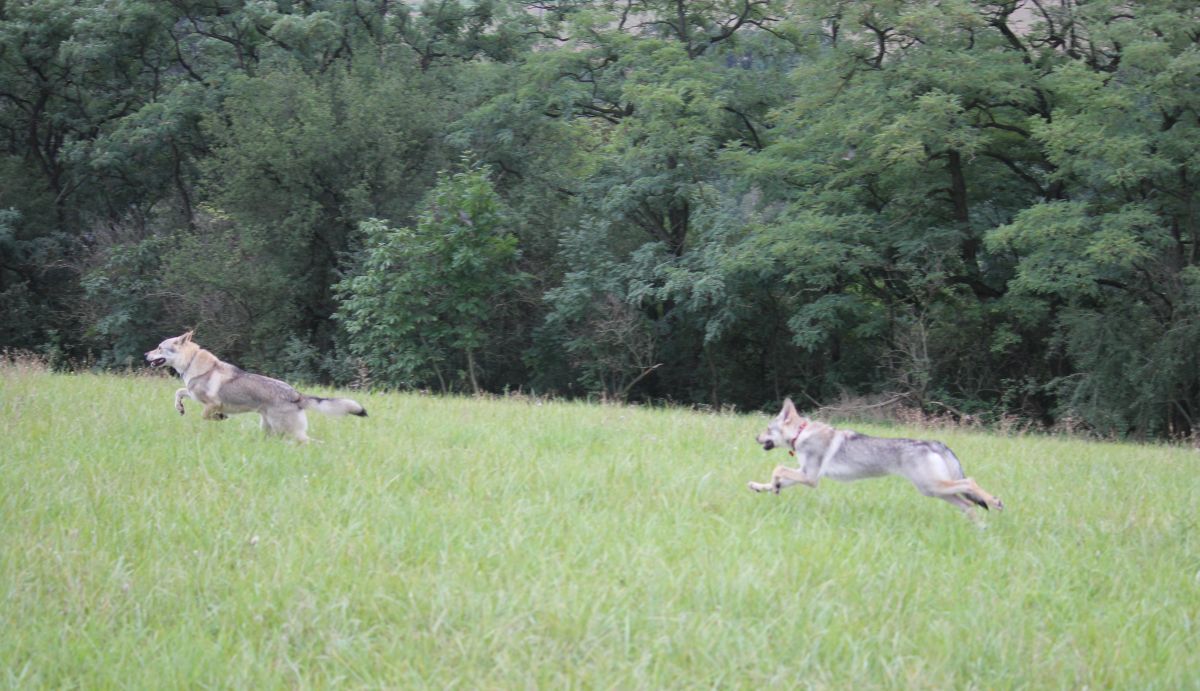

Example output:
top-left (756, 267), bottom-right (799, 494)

top-left (303, 396), bottom-right (367, 417)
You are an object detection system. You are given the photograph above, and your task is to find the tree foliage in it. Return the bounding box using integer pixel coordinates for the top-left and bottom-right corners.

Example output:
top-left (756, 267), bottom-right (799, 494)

top-left (335, 164), bottom-right (525, 393)
top-left (2, 0), bottom-right (1199, 437)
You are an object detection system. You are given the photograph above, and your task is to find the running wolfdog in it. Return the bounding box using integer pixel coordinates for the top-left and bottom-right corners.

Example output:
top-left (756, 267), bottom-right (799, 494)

top-left (144, 331), bottom-right (366, 442)
top-left (750, 399), bottom-right (1004, 517)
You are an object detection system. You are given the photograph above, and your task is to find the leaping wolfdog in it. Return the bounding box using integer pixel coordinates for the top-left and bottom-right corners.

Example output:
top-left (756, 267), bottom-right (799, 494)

top-left (751, 399), bottom-right (1003, 517)
top-left (145, 331), bottom-right (366, 442)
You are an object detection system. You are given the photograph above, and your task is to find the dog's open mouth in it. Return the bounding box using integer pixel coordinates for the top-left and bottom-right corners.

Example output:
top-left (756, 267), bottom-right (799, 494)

top-left (149, 357), bottom-right (166, 367)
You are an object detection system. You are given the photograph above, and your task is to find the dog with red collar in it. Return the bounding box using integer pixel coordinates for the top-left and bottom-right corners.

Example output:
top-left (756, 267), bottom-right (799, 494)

top-left (750, 399), bottom-right (1003, 518)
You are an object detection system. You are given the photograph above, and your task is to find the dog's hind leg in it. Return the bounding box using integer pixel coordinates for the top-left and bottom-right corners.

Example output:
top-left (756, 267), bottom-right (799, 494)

top-left (264, 409), bottom-right (310, 443)
top-left (936, 492), bottom-right (982, 519)
top-left (925, 478), bottom-right (1004, 512)
top-left (946, 478), bottom-right (1003, 512)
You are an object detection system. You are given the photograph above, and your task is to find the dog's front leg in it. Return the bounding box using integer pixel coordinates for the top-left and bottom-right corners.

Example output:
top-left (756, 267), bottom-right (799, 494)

top-left (174, 388), bottom-right (190, 415)
top-left (748, 465), bottom-right (815, 494)
top-left (771, 465), bottom-right (817, 494)
top-left (201, 405), bottom-right (227, 421)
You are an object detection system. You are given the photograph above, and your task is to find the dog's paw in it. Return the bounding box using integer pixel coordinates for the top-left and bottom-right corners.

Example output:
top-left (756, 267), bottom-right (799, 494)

top-left (212, 413), bottom-right (227, 421)
top-left (747, 481), bottom-right (770, 493)
top-left (176, 404), bottom-right (185, 416)
top-left (993, 497), bottom-right (1005, 512)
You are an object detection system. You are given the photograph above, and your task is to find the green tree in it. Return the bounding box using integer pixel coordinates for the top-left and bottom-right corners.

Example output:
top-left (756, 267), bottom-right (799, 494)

top-left (988, 1), bottom-right (1200, 435)
top-left (335, 164), bottom-right (526, 393)
top-left (0, 0), bottom-right (188, 351)
top-left (493, 0), bottom-right (795, 400)
top-left (4, 0), bottom-right (1199, 438)
top-left (722, 0), bottom-right (1073, 414)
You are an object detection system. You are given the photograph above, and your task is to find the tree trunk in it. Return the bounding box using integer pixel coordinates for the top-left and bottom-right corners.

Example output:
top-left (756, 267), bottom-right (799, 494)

top-left (466, 348), bottom-right (481, 395)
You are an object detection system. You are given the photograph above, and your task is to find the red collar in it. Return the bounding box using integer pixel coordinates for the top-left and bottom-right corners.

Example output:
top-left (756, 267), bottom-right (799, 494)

top-left (787, 420), bottom-right (807, 456)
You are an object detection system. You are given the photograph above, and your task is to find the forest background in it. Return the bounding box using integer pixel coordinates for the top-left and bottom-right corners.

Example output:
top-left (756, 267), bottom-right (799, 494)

top-left (1, 0), bottom-right (1197, 438)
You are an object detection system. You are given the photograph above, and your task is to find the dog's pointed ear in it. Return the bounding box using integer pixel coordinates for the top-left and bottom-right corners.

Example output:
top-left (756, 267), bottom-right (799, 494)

top-left (180, 330), bottom-right (194, 343)
top-left (781, 397), bottom-right (798, 421)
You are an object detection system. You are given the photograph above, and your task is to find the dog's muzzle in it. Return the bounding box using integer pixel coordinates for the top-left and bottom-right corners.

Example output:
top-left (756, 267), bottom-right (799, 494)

top-left (760, 439), bottom-right (775, 451)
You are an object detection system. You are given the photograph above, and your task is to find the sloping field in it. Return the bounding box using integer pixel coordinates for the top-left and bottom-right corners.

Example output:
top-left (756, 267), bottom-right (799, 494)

top-left (2, 366), bottom-right (1197, 688)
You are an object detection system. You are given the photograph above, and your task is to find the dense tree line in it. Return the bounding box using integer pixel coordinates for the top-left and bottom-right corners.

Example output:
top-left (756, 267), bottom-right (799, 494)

top-left (1, 0), bottom-right (1197, 437)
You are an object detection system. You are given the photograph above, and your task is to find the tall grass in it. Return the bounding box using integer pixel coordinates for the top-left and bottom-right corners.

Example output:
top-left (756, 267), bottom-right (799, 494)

top-left (2, 366), bottom-right (1198, 688)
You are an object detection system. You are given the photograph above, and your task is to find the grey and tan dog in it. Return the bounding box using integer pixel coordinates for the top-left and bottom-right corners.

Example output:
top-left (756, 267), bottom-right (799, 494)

top-left (750, 399), bottom-right (1003, 517)
top-left (145, 331), bottom-right (366, 442)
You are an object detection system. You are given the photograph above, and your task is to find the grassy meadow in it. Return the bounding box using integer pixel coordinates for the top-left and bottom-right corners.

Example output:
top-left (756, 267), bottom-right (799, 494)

top-left (2, 364), bottom-right (1198, 688)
